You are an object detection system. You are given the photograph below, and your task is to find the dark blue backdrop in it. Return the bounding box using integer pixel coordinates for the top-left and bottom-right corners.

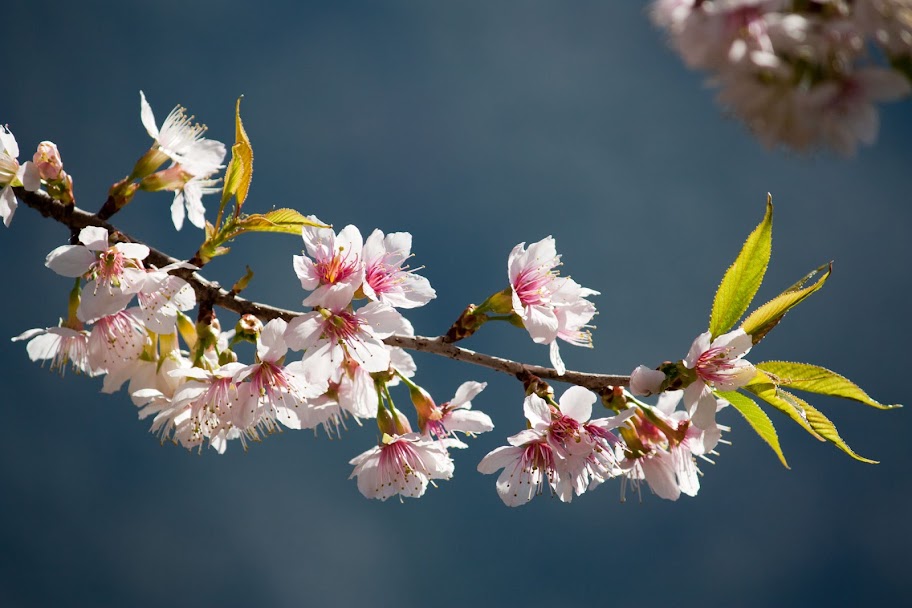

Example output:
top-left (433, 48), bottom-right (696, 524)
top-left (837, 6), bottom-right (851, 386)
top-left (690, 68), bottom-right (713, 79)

top-left (2, 2), bottom-right (909, 607)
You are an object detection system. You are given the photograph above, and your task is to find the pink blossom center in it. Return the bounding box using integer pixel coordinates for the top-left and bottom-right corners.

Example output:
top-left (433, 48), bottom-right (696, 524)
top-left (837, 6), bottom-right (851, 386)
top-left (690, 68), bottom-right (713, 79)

top-left (365, 253), bottom-right (404, 295)
top-left (512, 266), bottom-right (553, 307)
top-left (379, 439), bottom-right (424, 479)
top-left (194, 376), bottom-right (237, 421)
top-left (91, 248), bottom-right (127, 289)
top-left (324, 310), bottom-right (363, 343)
top-left (248, 361), bottom-right (295, 404)
top-left (550, 413), bottom-right (581, 443)
top-left (695, 345), bottom-right (740, 384)
top-left (315, 249), bottom-right (359, 286)
top-left (521, 441), bottom-right (556, 477)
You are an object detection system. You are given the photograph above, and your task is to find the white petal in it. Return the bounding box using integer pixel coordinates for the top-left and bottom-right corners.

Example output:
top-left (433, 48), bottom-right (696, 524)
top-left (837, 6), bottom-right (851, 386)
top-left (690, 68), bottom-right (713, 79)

top-left (558, 386), bottom-right (595, 423)
top-left (683, 330), bottom-right (712, 369)
top-left (711, 328), bottom-right (752, 358)
top-left (78, 226), bottom-right (109, 251)
top-left (549, 341), bottom-right (566, 376)
top-left (45, 245), bottom-right (96, 277)
top-left (523, 394), bottom-right (551, 429)
top-left (450, 381), bottom-right (486, 408)
top-left (284, 313), bottom-right (324, 352)
top-left (170, 192), bottom-right (185, 231)
top-left (258, 318), bottom-right (289, 362)
top-left (139, 91), bottom-right (160, 140)
top-left (0, 185), bottom-right (18, 227)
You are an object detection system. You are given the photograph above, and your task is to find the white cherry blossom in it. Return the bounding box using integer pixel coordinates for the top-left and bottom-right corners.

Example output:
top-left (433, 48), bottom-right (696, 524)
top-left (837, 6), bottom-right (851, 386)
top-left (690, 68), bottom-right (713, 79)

top-left (349, 432), bottom-right (455, 500)
top-left (45, 226), bottom-right (150, 322)
top-left (508, 236), bottom-right (599, 374)
top-left (361, 229), bottom-right (436, 308)
top-left (294, 219), bottom-right (365, 310)
top-left (12, 325), bottom-right (95, 376)
top-left (682, 328), bottom-right (755, 429)
top-left (284, 301), bottom-right (412, 375)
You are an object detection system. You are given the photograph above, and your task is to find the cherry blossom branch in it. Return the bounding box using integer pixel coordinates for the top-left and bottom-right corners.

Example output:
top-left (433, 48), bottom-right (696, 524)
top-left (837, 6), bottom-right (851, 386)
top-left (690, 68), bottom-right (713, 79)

top-left (13, 188), bottom-right (631, 389)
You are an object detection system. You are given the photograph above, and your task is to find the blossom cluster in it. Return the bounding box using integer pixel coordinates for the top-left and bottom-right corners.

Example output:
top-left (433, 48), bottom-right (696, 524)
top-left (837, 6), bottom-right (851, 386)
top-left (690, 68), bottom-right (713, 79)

top-left (4, 99), bottom-right (740, 505)
top-left (652, 0), bottom-right (912, 154)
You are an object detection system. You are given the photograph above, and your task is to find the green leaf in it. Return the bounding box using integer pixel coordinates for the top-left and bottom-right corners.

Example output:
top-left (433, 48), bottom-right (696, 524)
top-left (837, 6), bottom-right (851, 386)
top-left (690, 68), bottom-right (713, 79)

top-left (220, 96), bottom-right (254, 209)
top-left (778, 389), bottom-right (879, 464)
top-left (715, 389), bottom-right (789, 468)
top-left (740, 262), bottom-right (831, 345)
top-left (233, 208), bottom-right (328, 236)
top-left (709, 195), bottom-right (773, 339)
top-left (743, 372), bottom-right (822, 441)
top-left (757, 361), bottom-right (901, 410)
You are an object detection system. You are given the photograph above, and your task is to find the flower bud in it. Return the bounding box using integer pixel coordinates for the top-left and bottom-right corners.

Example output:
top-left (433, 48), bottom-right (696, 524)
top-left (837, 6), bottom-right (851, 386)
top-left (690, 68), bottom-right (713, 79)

top-left (377, 405), bottom-right (413, 436)
top-left (409, 383), bottom-right (439, 434)
top-left (140, 164), bottom-right (192, 192)
top-left (236, 314), bottom-right (263, 340)
top-left (33, 141), bottom-right (63, 180)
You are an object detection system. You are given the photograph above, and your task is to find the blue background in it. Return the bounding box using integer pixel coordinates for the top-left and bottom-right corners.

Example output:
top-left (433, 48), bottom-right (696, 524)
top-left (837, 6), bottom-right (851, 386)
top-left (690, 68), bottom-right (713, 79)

top-left (2, 2), bottom-right (910, 606)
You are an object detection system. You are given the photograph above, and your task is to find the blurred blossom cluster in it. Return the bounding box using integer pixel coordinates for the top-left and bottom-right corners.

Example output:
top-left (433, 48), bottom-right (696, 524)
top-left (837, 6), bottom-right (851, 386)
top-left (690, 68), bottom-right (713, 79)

top-left (652, 0), bottom-right (912, 154)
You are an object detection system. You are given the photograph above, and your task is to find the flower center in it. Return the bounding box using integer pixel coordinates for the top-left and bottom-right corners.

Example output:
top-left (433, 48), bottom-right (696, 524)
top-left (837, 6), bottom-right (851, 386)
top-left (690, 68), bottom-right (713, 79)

top-left (513, 266), bottom-right (554, 307)
top-left (695, 345), bottom-right (739, 384)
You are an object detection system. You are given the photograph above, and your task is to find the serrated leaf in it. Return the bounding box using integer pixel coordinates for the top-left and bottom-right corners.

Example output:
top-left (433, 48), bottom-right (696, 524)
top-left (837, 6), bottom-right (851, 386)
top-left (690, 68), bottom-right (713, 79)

top-left (740, 262), bottom-right (831, 345)
top-left (233, 208), bottom-right (328, 236)
top-left (220, 96), bottom-right (254, 209)
top-left (757, 361), bottom-right (901, 410)
top-left (231, 266), bottom-right (254, 295)
top-left (709, 195), bottom-right (773, 339)
top-left (778, 389), bottom-right (879, 464)
top-left (715, 389), bottom-right (789, 468)
top-left (743, 372), bottom-right (822, 441)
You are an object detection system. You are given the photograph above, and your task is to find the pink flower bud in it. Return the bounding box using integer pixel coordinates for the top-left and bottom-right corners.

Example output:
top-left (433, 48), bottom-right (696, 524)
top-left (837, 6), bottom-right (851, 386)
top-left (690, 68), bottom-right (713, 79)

top-left (33, 141), bottom-right (63, 180)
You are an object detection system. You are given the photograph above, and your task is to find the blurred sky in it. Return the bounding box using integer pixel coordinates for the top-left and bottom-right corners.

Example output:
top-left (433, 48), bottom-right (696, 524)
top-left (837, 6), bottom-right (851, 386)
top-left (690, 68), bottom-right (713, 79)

top-left (2, 2), bottom-right (910, 607)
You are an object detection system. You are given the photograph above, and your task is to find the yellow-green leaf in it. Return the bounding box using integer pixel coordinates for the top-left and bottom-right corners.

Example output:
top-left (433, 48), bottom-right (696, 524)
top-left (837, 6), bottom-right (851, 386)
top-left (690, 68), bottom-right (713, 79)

top-left (709, 195), bottom-right (773, 339)
top-left (778, 389), bottom-right (879, 464)
top-left (743, 372), bottom-right (822, 441)
top-left (221, 96), bottom-right (254, 208)
top-left (757, 361), bottom-right (901, 410)
top-left (234, 208), bottom-right (329, 236)
top-left (740, 262), bottom-right (831, 344)
top-left (716, 389), bottom-right (789, 468)
top-left (233, 96), bottom-right (253, 205)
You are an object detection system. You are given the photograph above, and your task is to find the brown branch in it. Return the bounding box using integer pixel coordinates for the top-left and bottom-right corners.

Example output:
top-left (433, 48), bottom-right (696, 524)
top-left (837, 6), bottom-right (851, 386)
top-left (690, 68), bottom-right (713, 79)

top-left (13, 188), bottom-right (631, 389)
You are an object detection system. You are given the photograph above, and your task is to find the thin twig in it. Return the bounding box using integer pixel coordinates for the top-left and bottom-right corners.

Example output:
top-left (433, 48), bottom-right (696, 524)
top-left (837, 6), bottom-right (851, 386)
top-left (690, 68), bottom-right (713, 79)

top-left (13, 188), bottom-right (631, 388)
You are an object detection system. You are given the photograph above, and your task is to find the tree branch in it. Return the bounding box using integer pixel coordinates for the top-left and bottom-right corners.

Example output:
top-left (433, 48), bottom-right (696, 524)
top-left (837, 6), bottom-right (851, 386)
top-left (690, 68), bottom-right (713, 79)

top-left (13, 188), bottom-right (631, 389)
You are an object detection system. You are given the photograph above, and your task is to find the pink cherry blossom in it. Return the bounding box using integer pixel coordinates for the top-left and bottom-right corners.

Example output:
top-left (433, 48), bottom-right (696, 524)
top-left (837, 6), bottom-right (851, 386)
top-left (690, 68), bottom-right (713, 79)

top-left (418, 381), bottom-right (493, 444)
top-left (45, 226), bottom-right (150, 322)
top-left (478, 387), bottom-right (633, 506)
top-left (508, 236), bottom-right (599, 374)
top-left (619, 391), bottom-right (727, 501)
top-left (683, 328), bottom-right (755, 429)
top-left (349, 432), bottom-right (455, 500)
top-left (153, 362), bottom-right (247, 453)
top-left (294, 219), bottom-right (365, 310)
top-left (285, 301), bottom-right (412, 375)
top-left (12, 325), bottom-right (95, 376)
top-left (233, 318), bottom-right (330, 434)
top-left (361, 229), bottom-right (436, 309)
top-left (87, 309), bottom-right (148, 374)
